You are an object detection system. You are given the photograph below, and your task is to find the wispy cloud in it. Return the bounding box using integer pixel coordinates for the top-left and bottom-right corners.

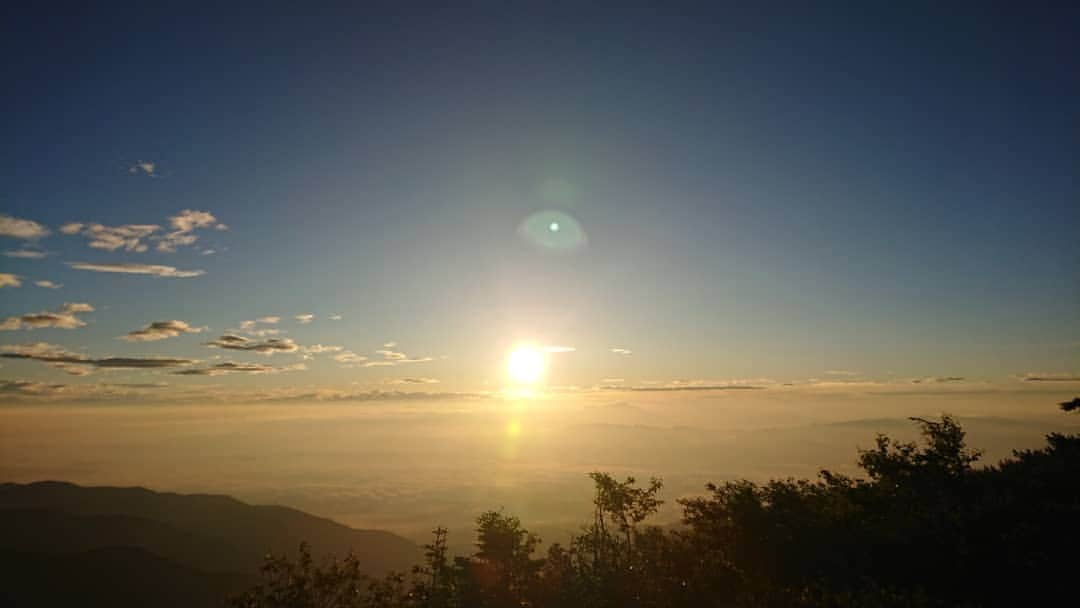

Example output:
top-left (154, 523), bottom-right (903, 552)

top-left (1022, 372), bottom-right (1080, 382)
top-left (121, 320), bottom-right (205, 342)
top-left (374, 348), bottom-right (433, 364)
top-left (295, 313), bottom-right (315, 324)
top-left (0, 379), bottom-right (172, 399)
top-left (0, 273), bottom-right (21, 288)
top-left (0, 379), bottom-right (68, 395)
top-left (67, 262), bottom-right (205, 278)
top-left (616, 384), bottom-right (766, 392)
top-left (600, 378), bottom-right (771, 392)
top-left (543, 345), bottom-right (576, 353)
top-left (387, 377), bottom-right (440, 384)
top-left (0, 303), bottom-right (93, 331)
top-left (60, 209), bottom-right (225, 254)
top-left (157, 209), bottom-right (227, 252)
top-left (3, 249), bottom-right (50, 259)
top-left (1, 342), bottom-right (195, 374)
top-left (610, 347), bottom-right (632, 355)
top-left (334, 351), bottom-right (368, 365)
top-left (34, 280), bottom-right (61, 289)
top-left (330, 314), bottom-right (343, 321)
top-left (237, 317), bottom-right (282, 335)
top-left (0, 214), bottom-right (50, 240)
top-left (303, 344), bottom-right (344, 354)
top-left (128, 160), bottom-right (158, 177)
top-left (61, 222), bottom-right (159, 252)
top-left (204, 334), bottom-right (300, 355)
top-left (174, 361), bottom-right (306, 376)
top-left (825, 370), bottom-right (859, 376)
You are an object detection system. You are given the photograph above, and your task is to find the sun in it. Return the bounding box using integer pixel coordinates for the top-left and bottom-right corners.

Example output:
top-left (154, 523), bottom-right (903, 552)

top-left (506, 344), bottom-right (545, 385)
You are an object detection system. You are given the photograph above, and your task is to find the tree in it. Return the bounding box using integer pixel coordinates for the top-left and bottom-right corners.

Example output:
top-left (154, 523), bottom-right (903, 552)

top-left (470, 510), bottom-right (542, 607)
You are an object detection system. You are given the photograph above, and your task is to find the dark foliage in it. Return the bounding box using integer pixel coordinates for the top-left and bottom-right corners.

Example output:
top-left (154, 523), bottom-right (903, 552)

top-left (232, 407), bottom-right (1080, 607)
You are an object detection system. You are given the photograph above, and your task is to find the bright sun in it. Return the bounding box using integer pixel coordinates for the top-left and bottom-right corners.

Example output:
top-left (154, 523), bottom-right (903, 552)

top-left (506, 345), bottom-right (544, 385)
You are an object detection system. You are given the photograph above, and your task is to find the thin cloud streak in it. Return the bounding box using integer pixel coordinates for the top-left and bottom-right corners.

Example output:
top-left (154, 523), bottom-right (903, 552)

top-left (67, 262), bottom-right (205, 278)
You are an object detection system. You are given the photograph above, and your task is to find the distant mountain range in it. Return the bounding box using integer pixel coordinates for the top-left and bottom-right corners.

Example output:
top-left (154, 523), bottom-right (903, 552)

top-left (0, 481), bottom-right (421, 607)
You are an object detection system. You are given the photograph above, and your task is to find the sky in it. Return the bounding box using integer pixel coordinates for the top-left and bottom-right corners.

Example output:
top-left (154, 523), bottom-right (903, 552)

top-left (1, 4), bottom-right (1078, 537)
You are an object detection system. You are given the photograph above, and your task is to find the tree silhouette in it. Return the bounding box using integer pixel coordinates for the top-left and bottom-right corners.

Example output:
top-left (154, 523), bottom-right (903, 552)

top-left (227, 401), bottom-right (1080, 607)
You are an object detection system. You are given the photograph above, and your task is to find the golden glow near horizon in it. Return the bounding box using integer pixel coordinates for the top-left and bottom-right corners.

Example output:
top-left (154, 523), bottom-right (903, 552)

top-left (506, 344), bottom-right (545, 385)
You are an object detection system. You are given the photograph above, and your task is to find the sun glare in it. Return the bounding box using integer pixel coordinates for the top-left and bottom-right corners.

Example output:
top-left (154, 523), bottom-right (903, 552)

top-left (506, 345), bottom-right (544, 385)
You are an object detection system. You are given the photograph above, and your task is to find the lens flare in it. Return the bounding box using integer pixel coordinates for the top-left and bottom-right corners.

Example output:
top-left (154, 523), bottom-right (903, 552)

top-left (517, 210), bottom-right (587, 253)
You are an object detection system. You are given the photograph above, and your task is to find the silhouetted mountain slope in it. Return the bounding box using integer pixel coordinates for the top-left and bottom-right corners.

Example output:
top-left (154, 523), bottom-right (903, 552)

top-left (0, 547), bottom-right (254, 608)
top-left (0, 481), bottom-right (420, 576)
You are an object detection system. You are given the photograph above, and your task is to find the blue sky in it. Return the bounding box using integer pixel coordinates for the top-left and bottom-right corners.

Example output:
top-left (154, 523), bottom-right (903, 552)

top-left (1, 3), bottom-right (1078, 400)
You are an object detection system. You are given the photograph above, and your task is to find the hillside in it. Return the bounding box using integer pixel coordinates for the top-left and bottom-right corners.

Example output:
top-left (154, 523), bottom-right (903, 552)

top-left (0, 481), bottom-right (421, 607)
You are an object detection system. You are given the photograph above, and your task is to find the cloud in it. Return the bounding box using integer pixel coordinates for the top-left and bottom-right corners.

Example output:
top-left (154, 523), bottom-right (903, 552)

top-left (0, 214), bottom-right (50, 240)
top-left (383, 341), bottom-right (397, 348)
top-left (237, 317), bottom-right (281, 335)
top-left (173, 361), bottom-right (306, 376)
top-left (63, 223), bottom-right (160, 252)
top-left (543, 345), bottom-right (576, 353)
top-left (0, 378), bottom-right (176, 400)
top-left (295, 313), bottom-right (315, 324)
top-left (0, 302), bottom-right (93, 331)
top-left (0, 342), bottom-right (195, 373)
top-left (330, 314), bottom-right (343, 321)
top-left (0, 379), bottom-right (67, 395)
top-left (204, 334), bottom-right (300, 355)
top-left (67, 262), bottom-right (205, 278)
top-left (157, 209), bottom-right (227, 252)
top-left (374, 348), bottom-right (433, 364)
top-left (388, 377), bottom-right (441, 384)
top-left (333, 351), bottom-right (368, 364)
top-left (600, 378), bottom-right (625, 383)
top-left (304, 344), bottom-right (344, 354)
top-left (910, 376), bottom-right (966, 384)
top-left (121, 320), bottom-right (205, 342)
top-left (610, 348), bottom-right (632, 355)
top-left (0, 273), bottom-right (21, 288)
top-left (128, 161), bottom-right (157, 176)
top-left (61, 209), bottom-right (225, 254)
top-left (4, 249), bottom-right (50, 259)
top-left (1023, 373), bottom-right (1080, 382)
top-left (93, 357), bottom-right (197, 368)
top-left (251, 388), bottom-right (485, 404)
top-left (825, 370), bottom-right (859, 376)
top-left (361, 361), bottom-right (396, 367)
top-left (34, 280), bottom-right (61, 289)
top-left (600, 379), bottom-right (769, 392)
